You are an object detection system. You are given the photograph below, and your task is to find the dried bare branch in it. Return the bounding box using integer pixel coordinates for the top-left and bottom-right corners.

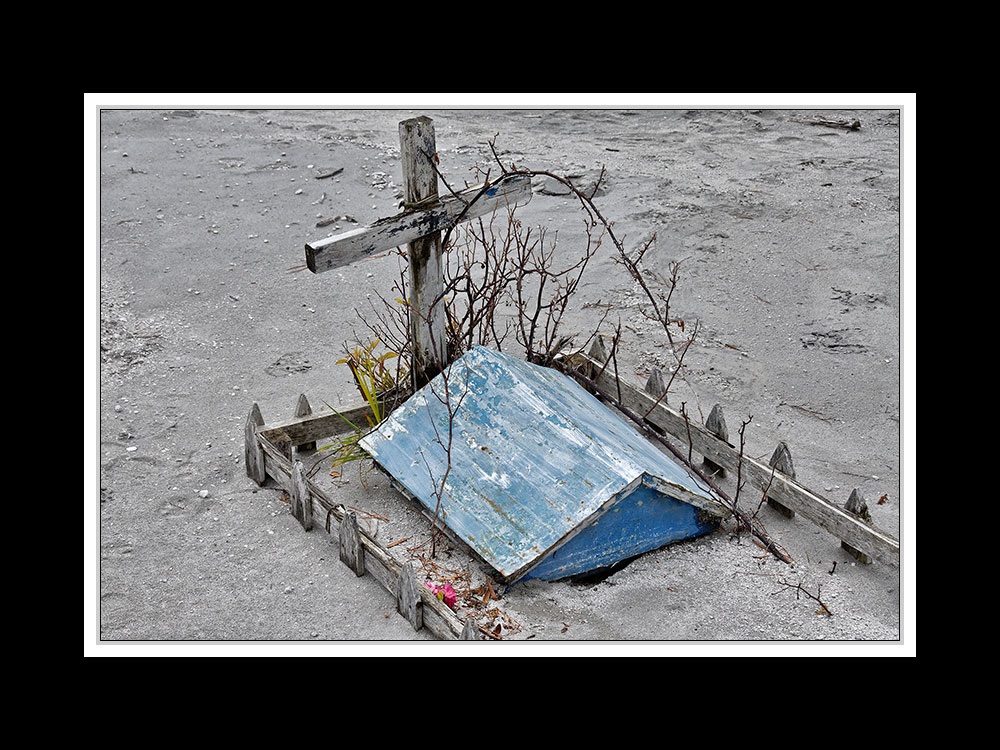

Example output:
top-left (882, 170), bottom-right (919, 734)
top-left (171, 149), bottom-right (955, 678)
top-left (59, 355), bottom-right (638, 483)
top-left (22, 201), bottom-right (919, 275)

top-left (773, 579), bottom-right (833, 616)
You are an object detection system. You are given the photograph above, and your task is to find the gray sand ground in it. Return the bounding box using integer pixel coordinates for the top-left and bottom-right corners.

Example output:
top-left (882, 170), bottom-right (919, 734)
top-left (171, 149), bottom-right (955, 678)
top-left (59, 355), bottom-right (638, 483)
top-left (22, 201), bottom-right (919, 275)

top-left (88, 103), bottom-right (911, 652)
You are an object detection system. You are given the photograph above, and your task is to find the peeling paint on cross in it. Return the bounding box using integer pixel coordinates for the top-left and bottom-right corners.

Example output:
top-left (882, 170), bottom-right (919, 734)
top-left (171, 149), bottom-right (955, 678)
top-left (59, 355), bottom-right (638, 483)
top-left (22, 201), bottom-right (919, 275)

top-left (303, 116), bottom-right (532, 389)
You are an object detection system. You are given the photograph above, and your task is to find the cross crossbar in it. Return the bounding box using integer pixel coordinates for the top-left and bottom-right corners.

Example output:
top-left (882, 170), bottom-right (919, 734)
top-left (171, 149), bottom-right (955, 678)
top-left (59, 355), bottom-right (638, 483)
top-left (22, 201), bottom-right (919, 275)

top-left (304, 173), bottom-right (533, 274)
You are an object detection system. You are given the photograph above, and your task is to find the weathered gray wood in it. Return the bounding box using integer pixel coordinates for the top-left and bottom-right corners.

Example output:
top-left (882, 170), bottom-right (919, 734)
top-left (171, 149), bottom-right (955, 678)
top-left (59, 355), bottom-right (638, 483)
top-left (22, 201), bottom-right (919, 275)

top-left (767, 442), bottom-right (796, 518)
top-left (588, 335), bottom-right (608, 364)
top-left (644, 367), bottom-right (666, 399)
top-left (703, 403), bottom-right (729, 478)
top-left (396, 560), bottom-right (423, 631)
top-left (400, 116), bottom-right (446, 387)
top-left (254, 433), bottom-right (467, 638)
top-left (842, 488), bottom-right (873, 564)
top-left (304, 174), bottom-right (532, 274)
top-left (642, 368), bottom-right (668, 436)
top-left (844, 487), bottom-right (871, 521)
top-left (460, 619), bottom-right (480, 640)
top-left (560, 350), bottom-right (900, 567)
top-left (339, 508), bottom-right (365, 576)
top-left (259, 399), bottom-right (381, 446)
top-left (290, 460), bottom-right (313, 531)
top-left (769, 441), bottom-right (796, 477)
top-left (293, 394), bottom-right (315, 452)
top-left (244, 403), bottom-right (266, 485)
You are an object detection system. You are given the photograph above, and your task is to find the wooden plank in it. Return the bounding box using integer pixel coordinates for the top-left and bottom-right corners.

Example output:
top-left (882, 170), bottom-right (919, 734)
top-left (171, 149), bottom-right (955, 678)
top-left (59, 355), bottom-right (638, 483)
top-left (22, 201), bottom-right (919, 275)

top-left (290, 460), bottom-right (313, 531)
top-left (304, 173), bottom-right (532, 275)
top-left (703, 403), bottom-right (728, 477)
top-left (396, 561), bottom-right (423, 630)
top-left (400, 116), bottom-right (446, 387)
top-left (842, 489), bottom-right (873, 564)
top-left (244, 403), bottom-right (266, 485)
top-left (339, 509), bottom-right (366, 576)
top-left (460, 619), bottom-right (480, 640)
top-left (561, 351), bottom-right (900, 567)
top-left (767, 442), bottom-right (796, 518)
top-left (259, 400), bottom-right (380, 446)
top-left (293, 394), bottom-right (315, 452)
top-left (255, 432), bottom-right (466, 640)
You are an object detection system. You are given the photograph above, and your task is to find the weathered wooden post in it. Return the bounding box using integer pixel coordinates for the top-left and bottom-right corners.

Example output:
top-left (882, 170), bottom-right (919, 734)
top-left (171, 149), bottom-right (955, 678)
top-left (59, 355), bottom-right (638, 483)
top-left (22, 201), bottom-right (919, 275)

top-left (292, 394), bottom-right (315, 454)
top-left (302, 115), bottom-right (532, 396)
top-left (702, 404), bottom-right (728, 478)
top-left (842, 488), bottom-right (873, 564)
top-left (768, 441), bottom-right (796, 518)
top-left (399, 117), bottom-right (446, 389)
top-left (244, 403), bottom-right (266, 485)
top-left (290, 460), bottom-right (313, 531)
top-left (396, 560), bottom-right (423, 630)
top-left (643, 367), bottom-right (668, 436)
top-left (460, 619), bottom-right (480, 640)
top-left (644, 368), bottom-right (667, 401)
top-left (339, 508), bottom-right (365, 576)
top-left (587, 335), bottom-right (607, 380)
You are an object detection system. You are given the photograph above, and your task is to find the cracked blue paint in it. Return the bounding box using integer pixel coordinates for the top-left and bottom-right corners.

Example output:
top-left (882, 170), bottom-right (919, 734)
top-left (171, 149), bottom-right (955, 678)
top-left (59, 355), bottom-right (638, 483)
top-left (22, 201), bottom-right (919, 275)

top-left (360, 346), bottom-right (728, 583)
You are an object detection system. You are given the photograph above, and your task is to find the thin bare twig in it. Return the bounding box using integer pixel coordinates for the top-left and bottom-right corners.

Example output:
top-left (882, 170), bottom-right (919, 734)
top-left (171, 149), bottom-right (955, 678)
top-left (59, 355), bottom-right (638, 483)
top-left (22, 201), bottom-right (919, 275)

top-left (734, 416), bottom-right (753, 507)
top-left (773, 579), bottom-right (833, 616)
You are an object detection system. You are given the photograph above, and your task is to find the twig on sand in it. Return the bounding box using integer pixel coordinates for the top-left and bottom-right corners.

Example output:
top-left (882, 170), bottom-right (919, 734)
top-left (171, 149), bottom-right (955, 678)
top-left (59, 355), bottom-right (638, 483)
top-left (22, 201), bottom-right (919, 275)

top-left (790, 117), bottom-right (861, 131)
top-left (349, 505), bottom-right (389, 522)
top-left (773, 578), bottom-right (833, 616)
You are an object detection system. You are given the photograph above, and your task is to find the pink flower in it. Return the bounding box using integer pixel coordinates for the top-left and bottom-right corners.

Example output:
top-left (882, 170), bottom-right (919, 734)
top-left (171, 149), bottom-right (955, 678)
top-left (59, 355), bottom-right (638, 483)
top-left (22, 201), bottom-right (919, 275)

top-left (423, 581), bottom-right (457, 609)
top-left (439, 583), bottom-right (456, 608)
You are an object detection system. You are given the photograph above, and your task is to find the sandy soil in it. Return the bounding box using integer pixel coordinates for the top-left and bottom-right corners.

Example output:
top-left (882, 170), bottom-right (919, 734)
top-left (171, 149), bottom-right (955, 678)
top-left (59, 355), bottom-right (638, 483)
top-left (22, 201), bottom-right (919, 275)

top-left (88, 101), bottom-right (911, 652)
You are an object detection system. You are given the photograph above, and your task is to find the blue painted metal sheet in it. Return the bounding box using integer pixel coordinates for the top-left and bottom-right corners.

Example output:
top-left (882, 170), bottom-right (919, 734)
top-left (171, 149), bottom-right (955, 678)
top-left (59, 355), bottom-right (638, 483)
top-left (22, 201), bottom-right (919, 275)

top-left (519, 478), bottom-right (719, 581)
top-left (359, 346), bottom-right (727, 583)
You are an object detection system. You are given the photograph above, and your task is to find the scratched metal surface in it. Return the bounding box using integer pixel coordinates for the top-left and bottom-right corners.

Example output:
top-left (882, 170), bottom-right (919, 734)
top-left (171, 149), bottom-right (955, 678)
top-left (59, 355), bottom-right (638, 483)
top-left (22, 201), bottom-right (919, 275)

top-left (359, 346), bottom-right (725, 582)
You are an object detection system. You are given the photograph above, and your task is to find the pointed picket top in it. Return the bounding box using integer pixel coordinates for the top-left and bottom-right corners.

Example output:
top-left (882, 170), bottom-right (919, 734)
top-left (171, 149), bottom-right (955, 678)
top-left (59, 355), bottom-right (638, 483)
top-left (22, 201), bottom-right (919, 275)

top-left (339, 509), bottom-right (365, 576)
top-left (767, 441), bottom-right (796, 518)
top-left (705, 404), bottom-right (729, 443)
top-left (293, 394), bottom-right (315, 452)
top-left (244, 403), bottom-right (266, 485)
top-left (644, 367), bottom-right (666, 399)
top-left (702, 403), bottom-right (729, 477)
top-left (396, 560), bottom-right (423, 631)
top-left (588, 334), bottom-right (608, 363)
top-left (844, 488), bottom-right (872, 523)
top-left (460, 619), bottom-right (480, 641)
top-left (769, 441), bottom-right (796, 478)
top-left (842, 488), bottom-right (873, 564)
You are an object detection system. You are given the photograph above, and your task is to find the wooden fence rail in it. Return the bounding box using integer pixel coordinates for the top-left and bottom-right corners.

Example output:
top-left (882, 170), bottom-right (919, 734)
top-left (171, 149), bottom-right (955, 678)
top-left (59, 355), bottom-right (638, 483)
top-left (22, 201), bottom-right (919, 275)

top-left (559, 347), bottom-right (900, 568)
top-left (246, 398), bottom-right (479, 641)
top-left (245, 345), bottom-right (898, 642)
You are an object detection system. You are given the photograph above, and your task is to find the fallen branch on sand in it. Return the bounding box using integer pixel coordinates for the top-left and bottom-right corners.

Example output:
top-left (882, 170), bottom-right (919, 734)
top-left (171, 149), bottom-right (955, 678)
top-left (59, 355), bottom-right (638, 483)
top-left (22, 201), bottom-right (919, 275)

top-left (773, 578), bottom-right (832, 616)
top-left (790, 117), bottom-right (861, 131)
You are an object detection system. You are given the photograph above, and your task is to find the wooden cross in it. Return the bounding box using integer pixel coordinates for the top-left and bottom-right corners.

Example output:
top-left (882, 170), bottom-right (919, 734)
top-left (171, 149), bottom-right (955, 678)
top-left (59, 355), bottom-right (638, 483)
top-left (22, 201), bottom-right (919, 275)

top-left (304, 116), bottom-right (532, 388)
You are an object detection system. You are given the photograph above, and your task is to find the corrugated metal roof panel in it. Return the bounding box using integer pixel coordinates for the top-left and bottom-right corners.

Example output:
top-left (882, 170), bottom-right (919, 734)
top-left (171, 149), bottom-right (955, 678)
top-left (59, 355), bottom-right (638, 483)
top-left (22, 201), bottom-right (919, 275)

top-left (359, 346), bottom-right (726, 582)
